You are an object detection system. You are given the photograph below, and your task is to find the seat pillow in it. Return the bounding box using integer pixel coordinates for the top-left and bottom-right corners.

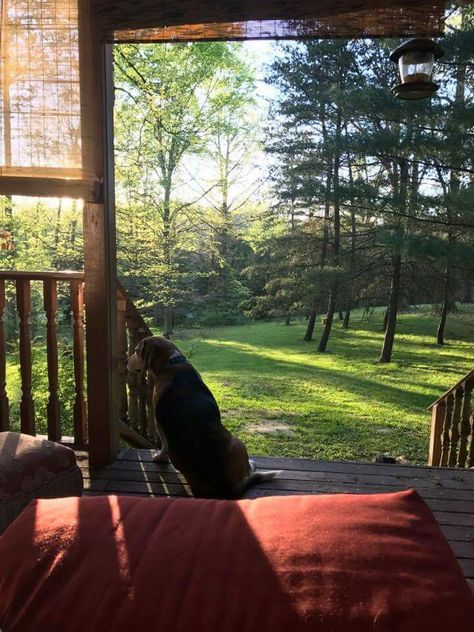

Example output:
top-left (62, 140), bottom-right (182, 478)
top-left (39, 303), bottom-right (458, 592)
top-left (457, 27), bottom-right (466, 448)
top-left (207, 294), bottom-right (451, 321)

top-left (0, 490), bottom-right (473, 632)
top-left (0, 431), bottom-right (83, 534)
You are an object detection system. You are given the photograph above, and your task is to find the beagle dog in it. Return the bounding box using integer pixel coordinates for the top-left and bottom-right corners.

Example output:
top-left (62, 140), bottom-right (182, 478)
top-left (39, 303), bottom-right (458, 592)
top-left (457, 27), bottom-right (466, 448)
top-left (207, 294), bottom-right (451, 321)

top-left (127, 336), bottom-right (278, 499)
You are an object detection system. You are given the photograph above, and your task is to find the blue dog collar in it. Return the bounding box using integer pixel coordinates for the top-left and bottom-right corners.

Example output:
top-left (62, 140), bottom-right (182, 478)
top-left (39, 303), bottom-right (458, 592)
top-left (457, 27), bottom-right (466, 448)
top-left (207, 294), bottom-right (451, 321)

top-left (165, 354), bottom-right (188, 368)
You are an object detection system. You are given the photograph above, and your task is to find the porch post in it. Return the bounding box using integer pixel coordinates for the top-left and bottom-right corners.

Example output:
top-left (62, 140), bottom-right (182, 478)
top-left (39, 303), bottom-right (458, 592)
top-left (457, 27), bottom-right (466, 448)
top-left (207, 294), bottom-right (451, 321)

top-left (83, 42), bottom-right (119, 467)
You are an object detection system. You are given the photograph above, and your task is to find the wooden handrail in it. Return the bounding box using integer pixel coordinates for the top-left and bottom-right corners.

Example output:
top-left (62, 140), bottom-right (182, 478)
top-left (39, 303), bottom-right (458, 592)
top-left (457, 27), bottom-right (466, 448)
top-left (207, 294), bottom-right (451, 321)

top-left (428, 368), bottom-right (474, 410)
top-left (428, 367), bottom-right (474, 468)
top-left (0, 270), bottom-right (84, 281)
top-left (117, 281), bottom-right (153, 337)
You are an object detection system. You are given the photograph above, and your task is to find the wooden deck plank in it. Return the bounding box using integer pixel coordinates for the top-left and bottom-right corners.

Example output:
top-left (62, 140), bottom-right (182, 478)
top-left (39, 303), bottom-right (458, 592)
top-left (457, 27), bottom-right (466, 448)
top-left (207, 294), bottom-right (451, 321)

top-left (81, 473), bottom-right (474, 505)
top-left (115, 449), bottom-right (474, 482)
top-left (459, 559), bottom-right (474, 577)
top-left (80, 474), bottom-right (472, 517)
top-left (79, 460), bottom-right (474, 493)
top-left (78, 449), bottom-right (474, 579)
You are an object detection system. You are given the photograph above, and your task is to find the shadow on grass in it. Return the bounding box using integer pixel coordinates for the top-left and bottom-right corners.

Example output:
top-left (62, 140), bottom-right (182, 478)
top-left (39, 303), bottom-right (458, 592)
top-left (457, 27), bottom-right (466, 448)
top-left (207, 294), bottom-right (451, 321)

top-left (190, 324), bottom-right (472, 368)
top-left (186, 339), bottom-right (456, 413)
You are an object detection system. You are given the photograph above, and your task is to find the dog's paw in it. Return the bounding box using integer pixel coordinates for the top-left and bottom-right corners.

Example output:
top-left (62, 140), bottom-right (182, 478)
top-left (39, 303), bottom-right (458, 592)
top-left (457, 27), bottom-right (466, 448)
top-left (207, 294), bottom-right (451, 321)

top-left (152, 450), bottom-right (170, 463)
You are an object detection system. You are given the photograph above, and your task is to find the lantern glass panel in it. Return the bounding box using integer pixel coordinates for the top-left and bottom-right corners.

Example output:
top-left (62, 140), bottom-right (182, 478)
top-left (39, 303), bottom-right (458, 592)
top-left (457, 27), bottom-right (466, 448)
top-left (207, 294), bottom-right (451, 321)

top-left (399, 50), bottom-right (434, 83)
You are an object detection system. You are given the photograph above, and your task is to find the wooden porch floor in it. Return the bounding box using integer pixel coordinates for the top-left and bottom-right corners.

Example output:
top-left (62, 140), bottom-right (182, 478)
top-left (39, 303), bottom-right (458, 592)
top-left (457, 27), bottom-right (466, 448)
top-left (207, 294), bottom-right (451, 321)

top-left (76, 449), bottom-right (474, 581)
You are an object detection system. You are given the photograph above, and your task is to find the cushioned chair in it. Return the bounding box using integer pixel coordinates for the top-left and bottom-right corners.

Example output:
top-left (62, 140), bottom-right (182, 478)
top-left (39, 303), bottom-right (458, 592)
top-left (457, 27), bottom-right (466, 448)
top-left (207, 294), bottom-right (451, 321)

top-left (0, 489), bottom-right (472, 631)
top-left (0, 431), bottom-right (83, 534)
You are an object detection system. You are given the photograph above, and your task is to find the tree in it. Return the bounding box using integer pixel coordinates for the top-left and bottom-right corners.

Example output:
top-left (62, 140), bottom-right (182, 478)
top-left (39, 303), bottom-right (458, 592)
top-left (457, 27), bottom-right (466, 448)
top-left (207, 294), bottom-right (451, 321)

top-left (195, 50), bottom-right (262, 324)
top-left (114, 42), bottom-right (255, 335)
top-left (265, 41), bottom-right (361, 348)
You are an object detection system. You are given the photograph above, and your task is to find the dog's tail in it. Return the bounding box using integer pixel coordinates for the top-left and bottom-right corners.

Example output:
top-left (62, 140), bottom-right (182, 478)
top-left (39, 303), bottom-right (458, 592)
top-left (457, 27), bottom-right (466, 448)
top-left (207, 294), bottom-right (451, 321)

top-left (239, 470), bottom-right (281, 496)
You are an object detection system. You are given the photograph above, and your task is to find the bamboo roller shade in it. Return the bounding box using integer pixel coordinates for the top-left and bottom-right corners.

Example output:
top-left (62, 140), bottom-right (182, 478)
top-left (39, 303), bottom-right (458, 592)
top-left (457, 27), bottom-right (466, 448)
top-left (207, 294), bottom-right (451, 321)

top-left (0, 0), bottom-right (96, 192)
top-left (96, 0), bottom-right (447, 41)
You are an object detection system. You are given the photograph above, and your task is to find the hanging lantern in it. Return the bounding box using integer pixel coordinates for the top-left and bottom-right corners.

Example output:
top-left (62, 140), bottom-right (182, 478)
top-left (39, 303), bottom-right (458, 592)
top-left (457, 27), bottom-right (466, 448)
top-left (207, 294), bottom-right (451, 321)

top-left (0, 229), bottom-right (14, 251)
top-left (390, 38), bottom-right (444, 100)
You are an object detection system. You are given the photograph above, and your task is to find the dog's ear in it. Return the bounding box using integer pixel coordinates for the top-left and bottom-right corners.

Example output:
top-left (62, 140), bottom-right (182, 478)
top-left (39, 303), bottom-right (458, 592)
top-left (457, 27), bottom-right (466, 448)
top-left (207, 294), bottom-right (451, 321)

top-left (140, 338), bottom-right (157, 371)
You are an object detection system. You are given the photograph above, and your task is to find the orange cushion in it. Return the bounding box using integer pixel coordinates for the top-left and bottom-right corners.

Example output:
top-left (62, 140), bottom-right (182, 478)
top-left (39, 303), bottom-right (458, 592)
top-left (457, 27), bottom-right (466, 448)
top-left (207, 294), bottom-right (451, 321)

top-left (0, 490), bottom-right (473, 631)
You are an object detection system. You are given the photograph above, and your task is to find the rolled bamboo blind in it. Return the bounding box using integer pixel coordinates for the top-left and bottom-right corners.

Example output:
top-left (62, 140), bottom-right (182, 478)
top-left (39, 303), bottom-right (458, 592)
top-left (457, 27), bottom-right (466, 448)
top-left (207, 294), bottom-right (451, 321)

top-left (0, 0), bottom-right (96, 197)
top-left (98, 0), bottom-right (446, 42)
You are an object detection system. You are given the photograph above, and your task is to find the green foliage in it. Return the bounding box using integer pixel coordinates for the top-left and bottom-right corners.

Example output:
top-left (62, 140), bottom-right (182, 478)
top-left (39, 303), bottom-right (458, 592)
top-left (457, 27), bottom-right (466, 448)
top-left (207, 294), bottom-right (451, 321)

top-left (253, 11), bottom-right (474, 356)
top-left (0, 197), bottom-right (83, 273)
top-left (6, 338), bottom-right (78, 437)
top-left (114, 42), bottom-right (261, 329)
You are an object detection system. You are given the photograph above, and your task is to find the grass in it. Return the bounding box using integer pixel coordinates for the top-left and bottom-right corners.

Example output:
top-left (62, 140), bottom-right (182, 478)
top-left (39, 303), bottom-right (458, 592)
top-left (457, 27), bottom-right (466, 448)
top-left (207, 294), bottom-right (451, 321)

top-left (169, 305), bottom-right (474, 465)
top-left (5, 305), bottom-right (473, 465)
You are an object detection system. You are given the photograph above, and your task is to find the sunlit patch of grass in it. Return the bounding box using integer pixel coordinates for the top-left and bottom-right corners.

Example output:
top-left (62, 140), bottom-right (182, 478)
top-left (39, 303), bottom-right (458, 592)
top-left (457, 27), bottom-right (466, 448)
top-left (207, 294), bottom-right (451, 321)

top-left (172, 306), bottom-right (474, 464)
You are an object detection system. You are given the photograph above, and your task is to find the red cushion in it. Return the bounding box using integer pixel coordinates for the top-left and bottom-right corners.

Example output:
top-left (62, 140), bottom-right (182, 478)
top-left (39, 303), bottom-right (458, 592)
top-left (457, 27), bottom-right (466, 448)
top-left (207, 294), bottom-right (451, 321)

top-left (0, 490), bottom-right (472, 631)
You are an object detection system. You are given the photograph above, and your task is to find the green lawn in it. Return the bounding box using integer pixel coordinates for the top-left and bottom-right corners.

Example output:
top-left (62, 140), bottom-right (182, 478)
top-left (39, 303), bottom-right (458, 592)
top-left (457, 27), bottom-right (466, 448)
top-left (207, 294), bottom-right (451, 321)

top-left (5, 305), bottom-right (473, 465)
top-left (170, 306), bottom-right (474, 465)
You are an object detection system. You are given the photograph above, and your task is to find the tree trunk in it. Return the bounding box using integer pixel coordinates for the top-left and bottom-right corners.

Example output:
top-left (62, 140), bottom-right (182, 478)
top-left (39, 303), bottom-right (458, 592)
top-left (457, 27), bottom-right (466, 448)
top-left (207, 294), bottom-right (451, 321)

top-left (320, 168), bottom-right (332, 267)
top-left (317, 105), bottom-right (341, 353)
top-left (54, 200), bottom-right (62, 251)
top-left (379, 254), bottom-right (401, 363)
top-left (163, 308), bottom-right (173, 339)
top-left (318, 290), bottom-right (336, 352)
top-left (153, 303), bottom-right (160, 326)
top-left (345, 142), bottom-right (356, 329)
top-left (436, 17), bottom-right (465, 345)
top-left (285, 309), bottom-right (291, 326)
top-left (304, 306), bottom-right (317, 341)
top-left (338, 310), bottom-right (344, 321)
top-left (462, 279), bottom-right (472, 304)
top-left (162, 182), bottom-right (174, 338)
top-left (379, 154), bottom-right (409, 363)
top-left (2, 196), bottom-right (15, 264)
top-left (382, 307), bottom-right (389, 333)
top-left (437, 268), bottom-right (451, 345)
top-left (343, 304), bottom-right (351, 329)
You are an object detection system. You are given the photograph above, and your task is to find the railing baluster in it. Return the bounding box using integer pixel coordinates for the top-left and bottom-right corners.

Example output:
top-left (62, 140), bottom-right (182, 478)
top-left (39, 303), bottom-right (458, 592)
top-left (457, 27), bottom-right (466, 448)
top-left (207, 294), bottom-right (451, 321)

top-left (43, 279), bottom-right (61, 441)
top-left (0, 279), bottom-right (9, 431)
top-left (126, 314), bottom-right (141, 431)
top-left (468, 413), bottom-right (474, 468)
top-left (428, 401), bottom-right (445, 466)
top-left (120, 282), bottom-right (155, 445)
top-left (429, 368), bottom-right (474, 469)
top-left (16, 279), bottom-right (35, 434)
top-left (138, 363), bottom-right (148, 438)
top-left (440, 393), bottom-right (454, 467)
top-left (448, 387), bottom-right (463, 467)
top-left (70, 280), bottom-right (86, 447)
top-left (457, 380), bottom-right (473, 468)
top-left (117, 292), bottom-right (128, 422)
top-left (146, 378), bottom-right (156, 443)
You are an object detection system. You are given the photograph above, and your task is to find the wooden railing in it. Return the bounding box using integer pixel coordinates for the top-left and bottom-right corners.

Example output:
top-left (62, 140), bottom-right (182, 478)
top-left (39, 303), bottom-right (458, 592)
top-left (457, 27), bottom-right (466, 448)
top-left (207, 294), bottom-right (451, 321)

top-left (116, 282), bottom-right (156, 448)
top-left (428, 369), bottom-right (474, 468)
top-left (0, 271), bottom-right (87, 446)
top-left (0, 271), bottom-right (156, 450)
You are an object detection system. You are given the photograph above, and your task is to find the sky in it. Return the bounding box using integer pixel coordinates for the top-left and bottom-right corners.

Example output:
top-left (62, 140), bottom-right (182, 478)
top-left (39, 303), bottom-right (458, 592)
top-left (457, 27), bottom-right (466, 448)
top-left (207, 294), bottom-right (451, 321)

top-left (173, 41), bottom-right (286, 210)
